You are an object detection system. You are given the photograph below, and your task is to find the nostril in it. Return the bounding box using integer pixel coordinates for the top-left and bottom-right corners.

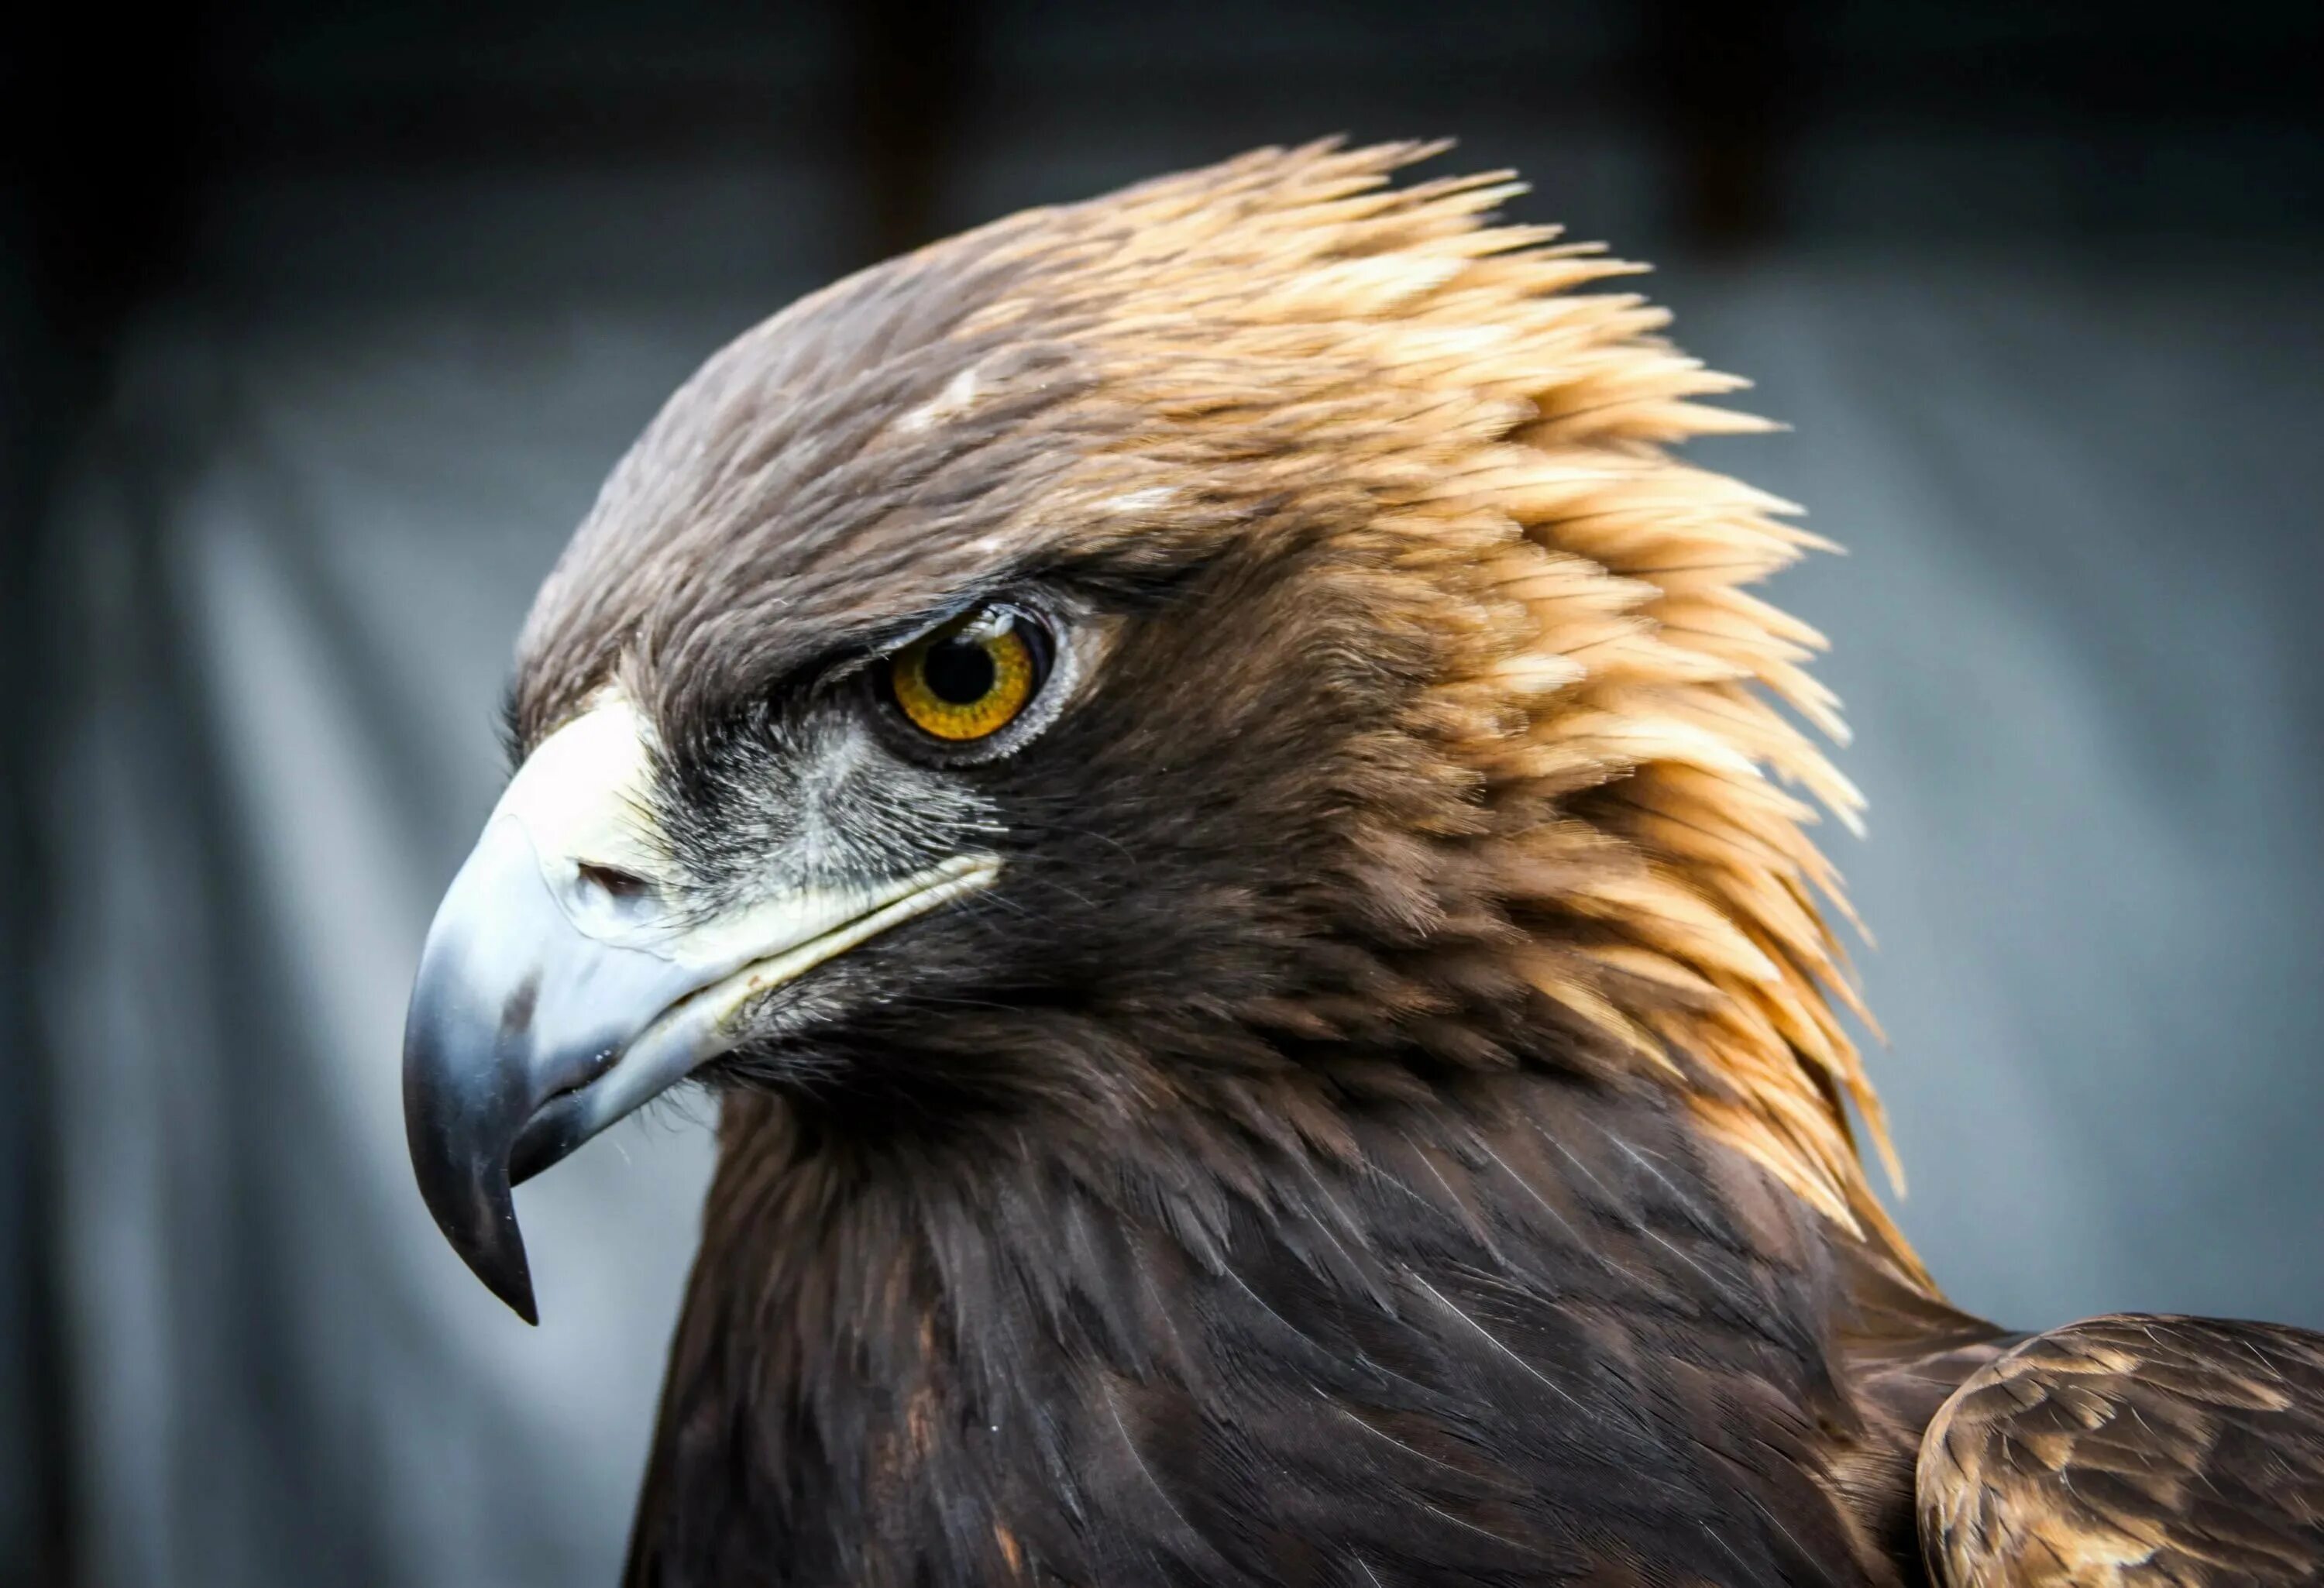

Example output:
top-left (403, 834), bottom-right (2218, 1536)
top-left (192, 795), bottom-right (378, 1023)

top-left (576, 861), bottom-right (655, 901)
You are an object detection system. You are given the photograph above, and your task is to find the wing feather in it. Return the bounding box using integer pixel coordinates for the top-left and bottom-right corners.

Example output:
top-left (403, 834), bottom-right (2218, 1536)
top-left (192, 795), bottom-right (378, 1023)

top-left (1917, 1314), bottom-right (2324, 1586)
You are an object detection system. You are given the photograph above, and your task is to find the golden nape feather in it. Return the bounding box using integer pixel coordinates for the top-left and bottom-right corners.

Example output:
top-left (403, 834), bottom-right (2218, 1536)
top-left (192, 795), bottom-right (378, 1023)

top-left (947, 139), bottom-right (1900, 1253)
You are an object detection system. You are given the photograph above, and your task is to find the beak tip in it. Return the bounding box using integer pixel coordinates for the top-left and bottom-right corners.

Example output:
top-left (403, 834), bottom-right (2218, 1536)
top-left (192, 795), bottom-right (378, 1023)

top-left (404, 1081), bottom-right (545, 1324)
top-left (436, 1178), bottom-right (544, 1325)
top-left (482, 1208), bottom-right (541, 1324)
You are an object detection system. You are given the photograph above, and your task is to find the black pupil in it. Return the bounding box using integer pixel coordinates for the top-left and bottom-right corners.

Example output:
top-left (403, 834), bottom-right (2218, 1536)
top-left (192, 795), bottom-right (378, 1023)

top-left (922, 635), bottom-right (997, 705)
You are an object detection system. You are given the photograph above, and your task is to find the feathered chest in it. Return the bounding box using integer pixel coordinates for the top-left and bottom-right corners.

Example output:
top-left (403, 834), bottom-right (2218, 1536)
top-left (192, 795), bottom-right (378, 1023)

top-left (624, 1079), bottom-right (1930, 1588)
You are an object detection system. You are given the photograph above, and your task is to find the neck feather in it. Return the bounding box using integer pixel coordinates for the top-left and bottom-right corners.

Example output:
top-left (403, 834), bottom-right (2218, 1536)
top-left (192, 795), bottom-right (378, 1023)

top-left (629, 1067), bottom-right (1930, 1588)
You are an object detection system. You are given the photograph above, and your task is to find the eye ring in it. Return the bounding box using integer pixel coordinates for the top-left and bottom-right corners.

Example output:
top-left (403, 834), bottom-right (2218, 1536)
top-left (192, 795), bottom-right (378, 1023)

top-left (885, 602), bottom-right (1056, 749)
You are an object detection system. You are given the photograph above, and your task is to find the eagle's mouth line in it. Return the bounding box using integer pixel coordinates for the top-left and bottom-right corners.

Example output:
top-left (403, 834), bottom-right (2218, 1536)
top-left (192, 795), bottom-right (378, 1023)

top-left (654, 855), bottom-right (1005, 1049)
top-left (508, 854), bottom-right (1002, 1182)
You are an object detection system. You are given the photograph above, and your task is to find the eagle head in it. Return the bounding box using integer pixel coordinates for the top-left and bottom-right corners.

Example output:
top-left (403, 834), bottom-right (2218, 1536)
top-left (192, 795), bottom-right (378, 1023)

top-left (402, 142), bottom-right (1902, 1325)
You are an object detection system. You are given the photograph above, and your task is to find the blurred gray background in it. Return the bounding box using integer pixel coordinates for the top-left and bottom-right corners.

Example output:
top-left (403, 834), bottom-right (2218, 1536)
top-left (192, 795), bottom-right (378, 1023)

top-left (3, 2), bottom-right (2319, 1583)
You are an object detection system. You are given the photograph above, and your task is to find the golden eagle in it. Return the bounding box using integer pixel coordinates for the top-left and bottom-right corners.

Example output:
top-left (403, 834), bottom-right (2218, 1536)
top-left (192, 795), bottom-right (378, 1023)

top-left (401, 143), bottom-right (2324, 1586)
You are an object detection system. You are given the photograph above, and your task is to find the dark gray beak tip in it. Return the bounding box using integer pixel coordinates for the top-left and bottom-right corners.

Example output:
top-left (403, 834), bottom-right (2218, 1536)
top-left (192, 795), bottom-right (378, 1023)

top-left (435, 1174), bottom-right (538, 1327)
top-left (404, 1014), bottom-right (544, 1326)
top-left (406, 1124), bottom-right (541, 1325)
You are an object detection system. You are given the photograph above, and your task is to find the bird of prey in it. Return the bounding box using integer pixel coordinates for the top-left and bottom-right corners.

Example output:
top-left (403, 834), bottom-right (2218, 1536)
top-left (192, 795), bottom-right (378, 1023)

top-left (401, 143), bottom-right (2324, 1586)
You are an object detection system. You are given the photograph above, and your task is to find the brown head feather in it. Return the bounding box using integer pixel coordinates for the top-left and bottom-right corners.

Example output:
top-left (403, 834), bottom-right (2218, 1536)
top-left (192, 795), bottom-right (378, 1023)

top-left (517, 139), bottom-right (1919, 1283)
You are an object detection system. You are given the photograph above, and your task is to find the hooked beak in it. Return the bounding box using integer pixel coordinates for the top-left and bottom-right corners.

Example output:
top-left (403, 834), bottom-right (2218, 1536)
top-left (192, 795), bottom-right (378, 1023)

top-left (401, 692), bottom-right (995, 1322)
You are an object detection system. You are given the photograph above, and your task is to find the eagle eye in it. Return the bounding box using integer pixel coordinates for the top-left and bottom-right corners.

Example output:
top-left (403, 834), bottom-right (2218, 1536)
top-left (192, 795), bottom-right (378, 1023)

top-left (885, 602), bottom-right (1054, 748)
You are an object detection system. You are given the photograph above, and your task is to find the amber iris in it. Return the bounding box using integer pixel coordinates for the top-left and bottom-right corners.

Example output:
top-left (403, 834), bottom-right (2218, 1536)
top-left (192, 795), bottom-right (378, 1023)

top-left (889, 608), bottom-right (1040, 741)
